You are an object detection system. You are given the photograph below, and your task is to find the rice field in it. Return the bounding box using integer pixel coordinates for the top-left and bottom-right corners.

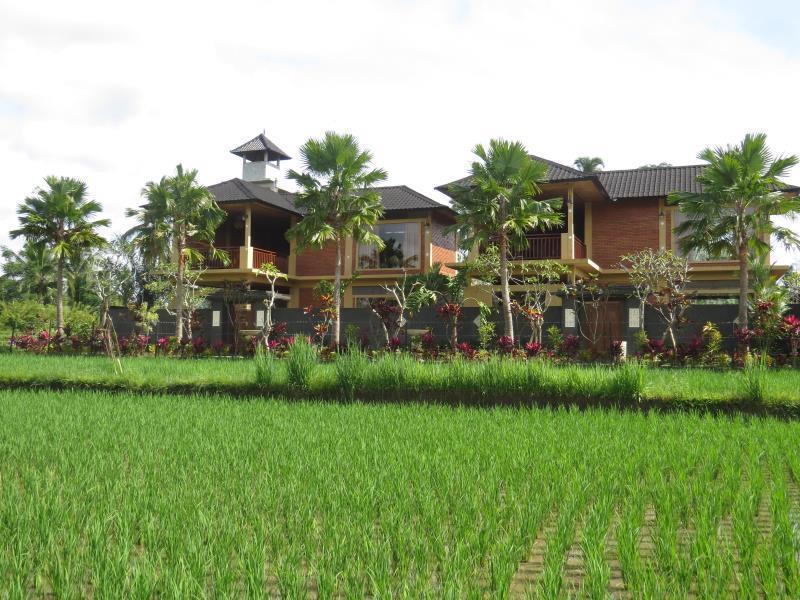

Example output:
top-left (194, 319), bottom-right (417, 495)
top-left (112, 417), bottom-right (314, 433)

top-left (2, 353), bottom-right (800, 408)
top-left (1, 389), bottom-right (799, 598)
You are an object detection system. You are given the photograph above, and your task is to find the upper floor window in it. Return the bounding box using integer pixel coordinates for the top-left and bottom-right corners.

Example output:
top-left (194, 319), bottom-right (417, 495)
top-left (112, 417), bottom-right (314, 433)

top-left (672, 210), bottom-right (713, 262)
top-left (358, 222), bottom-right (420, 269)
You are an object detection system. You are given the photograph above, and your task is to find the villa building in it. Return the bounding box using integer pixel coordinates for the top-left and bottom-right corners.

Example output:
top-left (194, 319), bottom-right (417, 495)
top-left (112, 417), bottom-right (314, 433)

top-left (198, 134), bottom-right (456, 324)
top-left (193, 134), bottom-right (796, 348)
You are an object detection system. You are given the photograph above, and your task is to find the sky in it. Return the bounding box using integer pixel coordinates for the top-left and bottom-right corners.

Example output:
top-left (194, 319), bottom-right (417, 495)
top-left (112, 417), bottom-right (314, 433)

top-left (1, 0), bottom-right (799, 266)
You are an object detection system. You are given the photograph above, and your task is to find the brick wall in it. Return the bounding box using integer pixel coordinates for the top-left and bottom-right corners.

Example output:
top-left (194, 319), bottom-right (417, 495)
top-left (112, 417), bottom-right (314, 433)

top-left (592, 198), bottom-right (660, 268)
top-left (295, 242), bottom-right (338, 276)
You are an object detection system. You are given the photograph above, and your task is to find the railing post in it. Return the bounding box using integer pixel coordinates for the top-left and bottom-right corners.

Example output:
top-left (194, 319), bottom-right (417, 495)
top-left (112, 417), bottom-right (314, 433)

top-left (240, 246), bottom-right (252, 269)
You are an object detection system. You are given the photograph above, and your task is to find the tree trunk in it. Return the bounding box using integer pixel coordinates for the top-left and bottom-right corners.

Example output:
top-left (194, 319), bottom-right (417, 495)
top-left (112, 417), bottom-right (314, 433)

top-left (333, 237), bottom-right (342, 348)
top-left (738, 243), bottom-right (749, 329)
top-left (55, 255), bottom-right (65, 336)
top-left (498, 233), bottom-right (514, 342)
top-left (175, 238), bottom-right (185, 340)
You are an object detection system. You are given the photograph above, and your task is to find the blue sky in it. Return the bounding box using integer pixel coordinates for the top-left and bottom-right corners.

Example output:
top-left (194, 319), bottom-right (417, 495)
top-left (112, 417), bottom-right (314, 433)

top-left (1, 0), bottom-right (799, 266)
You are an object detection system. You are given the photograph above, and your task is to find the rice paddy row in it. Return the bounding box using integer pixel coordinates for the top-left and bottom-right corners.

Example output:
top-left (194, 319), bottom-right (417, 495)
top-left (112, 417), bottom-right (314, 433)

top-left (1, 389), bottom-right (799, 597)
top-left (1, 353), bottom-right (800, 411)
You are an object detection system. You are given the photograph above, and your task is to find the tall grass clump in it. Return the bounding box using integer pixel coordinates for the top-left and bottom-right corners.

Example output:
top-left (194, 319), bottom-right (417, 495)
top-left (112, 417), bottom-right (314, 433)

top-left (741, 352), bottom-right (767, 403)
top-left (254, 346), bottom-right (279, 388)
top-left (286, 336), bottom-right (316, 391)
top-left (335, 345), bottom-right (369, 400)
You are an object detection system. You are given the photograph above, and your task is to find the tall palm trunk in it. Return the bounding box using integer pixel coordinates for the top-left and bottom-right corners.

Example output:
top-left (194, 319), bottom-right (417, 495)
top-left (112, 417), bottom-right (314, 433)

top-left (174, 237), bottom-right (185, 340)
top-left (333, 237), bottom-right (343, 348)
top-left (738, 242), bottom-right (749, 329)
top-left (498, 232), bottom-right (514, 341)
top-left (55, 254), bottom-right (65, 336)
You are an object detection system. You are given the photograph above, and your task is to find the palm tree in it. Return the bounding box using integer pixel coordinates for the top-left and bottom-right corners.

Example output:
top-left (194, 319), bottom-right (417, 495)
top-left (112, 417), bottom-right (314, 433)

top-left (448, 140), bottom-right (563, 341)
top-left (574, 156), bottom-right (604, 173)
top-left (668, 133), bottom-right (800, 328)
top-left (287, 132), bottom-right (388, 347)
top-left (10, 177), bottom-right (108, 335)
top-left (126, 165), bottom-right (226, 339)
top-left (0, 242), bottom-right (56, 302)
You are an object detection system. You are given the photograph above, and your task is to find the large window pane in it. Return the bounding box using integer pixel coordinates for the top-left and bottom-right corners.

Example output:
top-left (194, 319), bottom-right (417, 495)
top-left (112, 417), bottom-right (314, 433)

top-left (358, 223), bottom-right (420, 269)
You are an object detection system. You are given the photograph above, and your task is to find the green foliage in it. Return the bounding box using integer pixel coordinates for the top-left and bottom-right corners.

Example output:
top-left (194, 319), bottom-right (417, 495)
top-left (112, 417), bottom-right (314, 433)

top-left (0, 242), bottom-right (55, 302)
top-left (700, 322), bottom-right (730, 368)
top-left (546, 324), bottom-right (563, 351)
top-left (668, 133), bottom-right (800, 327)
top-left (573, 156), bottom-right (604, 173)
top-left (286, 336), bottom-right (316, 390)
top-left (0, 299), bottom-right (51, 335)
top-left (64, 305), bottom-right (97, 338)
top-left (476, 302), bottom-right (496, 350)
top-left (335, 345), bottom-right (369, 400)
top-left (11, 176), bottom-right (109, 332)
top-left (254, 346), bottom-right (279, 388)
top-left (633, 329), bottom-right (649, 353)
top-left (742, 352), bottom-right (768, 403)
top-left (286, 132), bottom-right (388, 347)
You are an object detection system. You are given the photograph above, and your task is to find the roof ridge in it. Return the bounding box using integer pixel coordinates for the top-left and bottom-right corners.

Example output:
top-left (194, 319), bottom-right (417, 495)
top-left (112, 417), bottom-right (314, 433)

top-left (597, 163), bottom-right (705, 174)
top-left (529, 154), bottom-right (584, 174)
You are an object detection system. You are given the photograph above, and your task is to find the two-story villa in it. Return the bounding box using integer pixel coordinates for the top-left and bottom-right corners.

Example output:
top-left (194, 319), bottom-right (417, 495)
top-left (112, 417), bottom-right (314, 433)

top-left (199, 134), bottom-right (457, 319)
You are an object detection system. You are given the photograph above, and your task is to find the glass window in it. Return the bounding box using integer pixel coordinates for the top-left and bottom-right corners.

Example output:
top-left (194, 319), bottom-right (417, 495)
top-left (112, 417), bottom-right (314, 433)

top-left (358, 223), bottom-right (420, 269)
top-left (672, 210), bottom-right (713, 262)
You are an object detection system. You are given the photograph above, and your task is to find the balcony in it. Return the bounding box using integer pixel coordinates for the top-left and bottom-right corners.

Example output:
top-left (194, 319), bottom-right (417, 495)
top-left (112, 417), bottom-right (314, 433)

top-left (193, 245), bottom-right (288, 273)
top-left (508, 234), bottom-right (587, 261)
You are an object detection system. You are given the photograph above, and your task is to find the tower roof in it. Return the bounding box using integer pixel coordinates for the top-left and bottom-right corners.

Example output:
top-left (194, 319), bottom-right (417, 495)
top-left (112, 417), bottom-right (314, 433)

top-left (230, 133), bottom-right (291, 162)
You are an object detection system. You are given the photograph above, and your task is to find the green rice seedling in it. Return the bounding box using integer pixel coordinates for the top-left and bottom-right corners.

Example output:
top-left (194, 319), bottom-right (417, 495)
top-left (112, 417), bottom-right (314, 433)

top-left (286, 336), bottom-right (316, 391)
top-left (254, 345), bottom-right (280, 388)
top-left (334, 345), bottom-right (369, 401)
top-left (741, 352), bottom-right (768, 403)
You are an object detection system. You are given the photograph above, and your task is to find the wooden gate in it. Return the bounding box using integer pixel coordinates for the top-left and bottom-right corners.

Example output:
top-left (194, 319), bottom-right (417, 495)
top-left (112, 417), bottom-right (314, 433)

top-left (578, 300), bottom-right (623, 353)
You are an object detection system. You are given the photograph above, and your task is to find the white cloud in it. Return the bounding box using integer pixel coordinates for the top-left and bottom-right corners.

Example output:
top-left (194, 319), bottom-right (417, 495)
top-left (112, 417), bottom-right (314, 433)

top-left (1, 0), bottom-right (798, 266)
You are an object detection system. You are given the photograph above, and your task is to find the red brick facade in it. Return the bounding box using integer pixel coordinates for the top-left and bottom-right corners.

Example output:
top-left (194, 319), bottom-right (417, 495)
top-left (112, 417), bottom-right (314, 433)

top-left (591, 198), bottom-right (660, 268)
top-left (295, 242), bottom-right (338, 276)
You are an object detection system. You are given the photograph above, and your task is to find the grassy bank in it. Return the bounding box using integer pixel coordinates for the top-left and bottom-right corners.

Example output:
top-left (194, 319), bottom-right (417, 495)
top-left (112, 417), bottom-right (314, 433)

top-left (0, 353), bottom-right (799, 414)
top-left (1, 389), bottom-right (799, 597)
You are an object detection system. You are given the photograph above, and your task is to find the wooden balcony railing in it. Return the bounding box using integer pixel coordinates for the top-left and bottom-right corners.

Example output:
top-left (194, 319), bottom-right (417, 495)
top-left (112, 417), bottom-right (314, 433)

top-left (192, 245), bottom-right (287, 271)
top-left (575, 238), bottom-right (586, 259)
top-left (194, 245), bottom-right (239, 269)
top-left (510, 234), bottom-right (561, 260)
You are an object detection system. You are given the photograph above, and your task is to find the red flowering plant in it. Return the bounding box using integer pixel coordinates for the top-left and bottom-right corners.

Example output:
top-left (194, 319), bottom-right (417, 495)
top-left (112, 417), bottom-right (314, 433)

top-left (436, 303), bottom-right (463, 349)
top-left (192, 336), bottom-right (207, 356)
top-left (783, 314), bottom-right (800, 357)
top-left (524, 341), bottom-right (543, 357)
top-left (212, 339), bottom-right (227, 357)
top-left (560, 334), bottom-right (581, 358)
top-left (456, 341), bottom-right (477, 360)
top-left (495, 335), bottom-right (515, 355)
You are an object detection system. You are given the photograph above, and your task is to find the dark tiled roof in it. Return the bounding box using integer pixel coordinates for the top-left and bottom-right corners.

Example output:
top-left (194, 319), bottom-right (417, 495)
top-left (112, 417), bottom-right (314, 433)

top-left (208, 179), bottom-right (302, 215)
top-left (230, 134), bottom-right (291, 162)
top-left (596, 165), bottom-right (705, 199)
top-left (209, 180), bottom-right (452, 217)
top-left (436, 156), bottom-right (716, 200)
top-left (373, 185), bottom-right (452, 212)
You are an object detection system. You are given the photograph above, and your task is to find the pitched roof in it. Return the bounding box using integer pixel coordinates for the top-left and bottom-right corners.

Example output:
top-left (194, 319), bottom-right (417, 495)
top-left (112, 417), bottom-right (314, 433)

top-left (208, 179), bottom-right (302, 215)
top-left (595, 165), bottom-right (705, 199)
top-left (208, 180), bottom-right (453, 217)
top-left (230, 133), bottom-right (291, 162)
top-left (373, 185), bottom-right (451, 211)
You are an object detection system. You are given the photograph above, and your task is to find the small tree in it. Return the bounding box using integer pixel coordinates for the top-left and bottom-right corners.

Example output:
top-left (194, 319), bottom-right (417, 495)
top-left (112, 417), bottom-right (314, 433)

top-left (619, 249), bottom-right (692, 349)
top-left (370, 271), bottom-right (437, 347)
top-left (146, 260), bottom-right (212, 340)
top-left (0, 299), bottom-right (49, 351)
top-left (256, 262), bottom-right (288, 347)
top-left (563, 275), bottom-right (611, 349)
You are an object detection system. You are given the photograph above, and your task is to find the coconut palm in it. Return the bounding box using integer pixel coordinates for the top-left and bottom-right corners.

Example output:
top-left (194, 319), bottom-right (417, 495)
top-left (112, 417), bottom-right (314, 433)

top-left (10, 177), bottom-right (108, 335)
top-left (668, 133), bottom-right (800, 328)
top-left (448, 140), bottom-right (563, 341)
top-left (286, 132), bottom-right (387, 347)
top-left (574, 156), bottom-right (604, 173)
top-left (0, 242), bottom-right (56, 302)
top-left (126, 165), bottom-right (226, 339)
